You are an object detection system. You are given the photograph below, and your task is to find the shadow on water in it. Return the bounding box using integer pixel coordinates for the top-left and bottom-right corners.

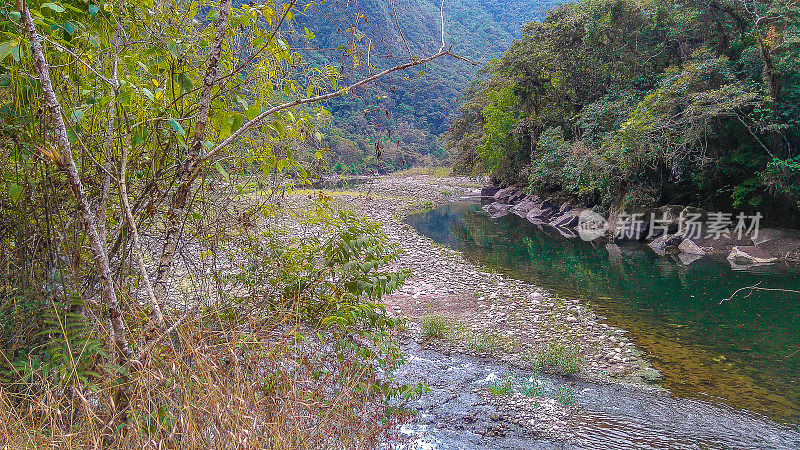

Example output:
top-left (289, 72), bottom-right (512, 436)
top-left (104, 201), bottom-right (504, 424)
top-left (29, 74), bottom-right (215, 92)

top-left (405, 200), bottom-right (800, 425)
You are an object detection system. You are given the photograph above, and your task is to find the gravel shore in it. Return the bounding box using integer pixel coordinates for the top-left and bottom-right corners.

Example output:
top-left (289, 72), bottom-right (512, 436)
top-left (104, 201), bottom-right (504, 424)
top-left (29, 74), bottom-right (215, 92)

top-left (275, 174), bottom-right (800, 447)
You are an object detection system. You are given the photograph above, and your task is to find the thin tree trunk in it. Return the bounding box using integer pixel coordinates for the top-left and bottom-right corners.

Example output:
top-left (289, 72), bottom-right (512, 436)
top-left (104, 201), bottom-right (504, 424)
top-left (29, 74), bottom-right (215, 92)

top-left (120, 131), bottom-right (166, 331)
top-left (17, 0), bottom-right (131, 361)
top-left (153, 0), bottom-right (232, 304)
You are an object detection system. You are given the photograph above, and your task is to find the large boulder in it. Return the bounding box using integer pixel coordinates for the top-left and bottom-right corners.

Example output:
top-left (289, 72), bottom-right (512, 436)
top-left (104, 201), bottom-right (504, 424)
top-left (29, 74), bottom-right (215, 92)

top-left (727, 246), bottom-right (779, 265)
top-left (508, 189), bottom-right (528, 205)
top-left (482, 202), bottom-right (511, 219)
top-left (678, 238), bottom-right (706, 256)
top-left (678, 252), bottom-right (703, 265)
top-left (493, 186), bottom-right (514, 203)
top-left (647, 234), bottom-right (682, 256)
top-left (549, 209), bottom-right (581, 228)
top-left (493, 184), bottom-right (527, 204)
top-left (480, 185), bottom-right (501, 198)
top-left (510, 197), bottom-right (538, 217)
top-left (526, 203), bottom-right (556, 224)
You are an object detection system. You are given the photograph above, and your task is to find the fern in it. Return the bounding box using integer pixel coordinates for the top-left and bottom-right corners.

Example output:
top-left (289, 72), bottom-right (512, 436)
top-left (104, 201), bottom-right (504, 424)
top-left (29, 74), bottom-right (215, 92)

top-left (0, 294), bottom-right (105, 390)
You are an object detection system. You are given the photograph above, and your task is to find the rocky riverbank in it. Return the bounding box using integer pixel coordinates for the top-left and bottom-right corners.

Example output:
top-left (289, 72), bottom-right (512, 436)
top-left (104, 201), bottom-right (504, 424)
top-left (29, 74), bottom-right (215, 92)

top-left (482, 183), bottom-right (800, 270)
top-left (276, 174), bottom-right (800, 447)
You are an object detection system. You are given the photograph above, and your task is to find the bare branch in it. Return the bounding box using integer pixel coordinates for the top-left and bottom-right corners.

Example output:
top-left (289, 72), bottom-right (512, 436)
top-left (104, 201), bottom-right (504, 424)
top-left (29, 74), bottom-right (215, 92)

top-left (200, 49), bottom-right (456, 164)
top-left (391, 0), bottom-right (413, 58)
top-left (720, 282), bottom-right (800, 304)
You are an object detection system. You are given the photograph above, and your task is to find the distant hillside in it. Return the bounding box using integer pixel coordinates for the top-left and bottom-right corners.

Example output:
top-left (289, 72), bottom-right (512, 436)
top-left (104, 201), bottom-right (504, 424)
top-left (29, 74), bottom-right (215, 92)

top-left (294, 0), bottom-right (559, 173)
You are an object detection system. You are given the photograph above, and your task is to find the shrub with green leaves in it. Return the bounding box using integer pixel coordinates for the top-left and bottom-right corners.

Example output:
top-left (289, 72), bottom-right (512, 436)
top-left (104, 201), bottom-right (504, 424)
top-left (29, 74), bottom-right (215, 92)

top-left (555, 384), bottom-right (577, 405)
top-left (535, 343), bottom-right (584, 375)
top-left (421, 314), bottom-right (449, 339)
top-left (0, 293), bottom-right (105, 391)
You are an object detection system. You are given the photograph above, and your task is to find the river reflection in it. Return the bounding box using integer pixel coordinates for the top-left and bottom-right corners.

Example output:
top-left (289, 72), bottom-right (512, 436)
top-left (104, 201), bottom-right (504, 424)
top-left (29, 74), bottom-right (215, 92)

top-left (405, 200), bottom-right (800, 425)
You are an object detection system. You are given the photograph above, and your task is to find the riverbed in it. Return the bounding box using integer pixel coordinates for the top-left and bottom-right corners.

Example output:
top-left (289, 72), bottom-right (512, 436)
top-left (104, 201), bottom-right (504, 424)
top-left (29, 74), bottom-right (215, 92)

top-left (300, 175), bottom-right (800, 447)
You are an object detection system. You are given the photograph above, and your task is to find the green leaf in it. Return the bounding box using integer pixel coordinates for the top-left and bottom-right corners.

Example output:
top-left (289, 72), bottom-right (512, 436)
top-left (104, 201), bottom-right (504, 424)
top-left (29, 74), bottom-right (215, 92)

top-left (70, 109), bottom-right (84, 123)
top-left (132, 126), bottom-right (146, 147)
top-left (9, 11), bottom-right (20, 21)
top-left (245, 105), bottom-right (260, 121)
top-left (0, 42), bottom-right (15, 62)
top-left (215, 162), bottom-right (229, 183)
top-left (88, 4), bottom-right (98, 17)
top-left (168, 117), bottom-right (185, 136)
top-left (42, 2), bottom-right (65, 13)
top-left (231, 114), bottom-right (244, 133)
top-left (167, 40), bottom-right (179, 59)
top-left (177, 72), bottom-right (193, 94)
top-left (63, 21), bottom-right (76, 35)
top-left (273, 121), bottom-right (285, 138)
top-left (7, 183), bottom-right (22, 205)
top-left (142, 87), bottom-right (154, 101)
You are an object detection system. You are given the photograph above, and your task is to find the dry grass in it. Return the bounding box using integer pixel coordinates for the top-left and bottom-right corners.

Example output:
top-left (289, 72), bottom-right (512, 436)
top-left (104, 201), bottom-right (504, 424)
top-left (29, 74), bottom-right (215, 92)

top-left (392, 166), bottom-right (452, 178)
top-left (0, 307), bottom-right (410, 449)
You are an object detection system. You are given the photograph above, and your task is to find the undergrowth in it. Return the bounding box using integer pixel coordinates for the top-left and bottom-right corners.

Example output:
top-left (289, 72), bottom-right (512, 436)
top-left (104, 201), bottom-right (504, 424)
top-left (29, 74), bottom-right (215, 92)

top-left (0, 202), bottom-right (422, 449)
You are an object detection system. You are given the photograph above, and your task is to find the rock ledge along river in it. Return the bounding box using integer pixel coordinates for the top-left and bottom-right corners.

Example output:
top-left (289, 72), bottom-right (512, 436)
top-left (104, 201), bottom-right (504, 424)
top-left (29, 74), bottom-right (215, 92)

top-left (277, 175), bottom-right (800, 447)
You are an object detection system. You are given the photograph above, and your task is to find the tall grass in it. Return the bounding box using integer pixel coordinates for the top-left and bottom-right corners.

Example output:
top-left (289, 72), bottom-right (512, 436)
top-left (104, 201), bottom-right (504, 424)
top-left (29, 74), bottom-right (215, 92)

top-left (0, 306), bottom-right (410, 449)
top-left (0, 204), bottom-right (417, 449)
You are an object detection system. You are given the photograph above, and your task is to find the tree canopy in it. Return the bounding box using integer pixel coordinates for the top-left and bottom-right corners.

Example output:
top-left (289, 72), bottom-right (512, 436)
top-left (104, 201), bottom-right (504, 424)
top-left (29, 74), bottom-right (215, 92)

top-left (450, 0), bottom-right (800, 224)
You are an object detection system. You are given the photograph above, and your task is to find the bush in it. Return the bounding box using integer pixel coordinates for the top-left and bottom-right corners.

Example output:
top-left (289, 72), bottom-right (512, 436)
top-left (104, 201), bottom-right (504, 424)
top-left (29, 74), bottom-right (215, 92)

top-left (421, 314), bottom-right (449, 339)
top-left (535, 343), bottom-right (584, 375)
top-left (0, 200), bottom-right (420, 448)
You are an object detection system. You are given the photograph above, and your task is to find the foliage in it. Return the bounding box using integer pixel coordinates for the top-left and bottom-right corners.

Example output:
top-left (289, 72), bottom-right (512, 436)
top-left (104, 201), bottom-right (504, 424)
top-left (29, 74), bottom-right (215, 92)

top-left (421, 313), bottom-right (449, 339)
top-left (0, 0), bottom-right (438, 444)
top-left (1, 294), bottom-right (105, 391)
top-left (295, 0), bottom-right (559, 173)
top-left (554, 384), bottom-right (577, 405)
top-left (535, 342), bottom-right (584, 375)
top-left (487, 373), bottom-right (543, 397)
top-left (477, 87), bottom-right (523, 184)
top-left (451, 0), bottom-right (800, 222)
top-left (1, 198), bottom-right (420, 447)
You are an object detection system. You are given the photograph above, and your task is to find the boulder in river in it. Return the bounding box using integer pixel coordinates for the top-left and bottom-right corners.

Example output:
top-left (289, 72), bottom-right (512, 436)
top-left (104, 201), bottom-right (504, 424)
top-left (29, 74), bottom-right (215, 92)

top-left (549, 210), bottom-right (581, 228)
top-left (483, 202), bottom-right (511, 219)
top-left (678, 252), bottom-right (704, 265)
top-left (727, 246), bottom-right (779, 265)
top-left (481, 184), bottom-right (502, 198)
top-left (678, 239), bottom-right (706, 256)
top-left (647, 234), bottom-right (682, 255)
top-left (510, 198), bottom-right (537, 217)
top-left (493, 185), bottom-right (527, 204)
top-left (526, 203), bottom-right (555, 224)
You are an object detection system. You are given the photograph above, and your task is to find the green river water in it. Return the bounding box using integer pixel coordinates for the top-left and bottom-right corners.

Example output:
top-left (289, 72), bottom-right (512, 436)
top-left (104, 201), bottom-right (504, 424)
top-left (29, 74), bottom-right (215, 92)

top-left (405, 200), bottom-right (800, 425)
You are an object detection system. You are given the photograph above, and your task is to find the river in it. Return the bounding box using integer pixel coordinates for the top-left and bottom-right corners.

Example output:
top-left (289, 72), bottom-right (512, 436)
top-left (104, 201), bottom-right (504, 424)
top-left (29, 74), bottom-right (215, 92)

top-left (405, 199), bottom-right (800, 425)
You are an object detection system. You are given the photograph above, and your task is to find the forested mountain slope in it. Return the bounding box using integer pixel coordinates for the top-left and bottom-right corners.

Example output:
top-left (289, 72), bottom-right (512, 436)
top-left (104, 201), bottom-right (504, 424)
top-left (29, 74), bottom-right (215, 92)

top-left (449, 0), bottom-right (800, 225)
top-left (295, 0), bottom-right (558, 173)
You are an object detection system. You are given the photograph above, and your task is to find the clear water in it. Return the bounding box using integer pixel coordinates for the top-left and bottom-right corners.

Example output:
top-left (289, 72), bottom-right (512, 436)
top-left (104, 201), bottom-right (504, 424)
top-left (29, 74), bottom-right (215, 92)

top-left (404, 200), bottom-right (800, 425)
